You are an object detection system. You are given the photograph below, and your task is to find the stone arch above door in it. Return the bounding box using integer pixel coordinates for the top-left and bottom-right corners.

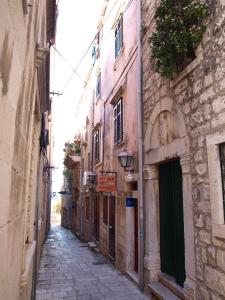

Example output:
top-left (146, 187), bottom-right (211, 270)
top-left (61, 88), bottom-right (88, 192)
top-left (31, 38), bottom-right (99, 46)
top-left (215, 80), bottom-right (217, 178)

top-left (143, 97), bottom-right (196, 299)
top-left (144, 98), bottom-right (188, 153)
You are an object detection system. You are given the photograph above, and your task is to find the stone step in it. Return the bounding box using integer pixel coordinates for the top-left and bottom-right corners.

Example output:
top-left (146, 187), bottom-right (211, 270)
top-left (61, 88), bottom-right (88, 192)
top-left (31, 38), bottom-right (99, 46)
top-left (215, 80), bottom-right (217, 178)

top-left (159, 274), bottom-right (185, 299)
top-left (148, 282), bottom-right (182, 300)
top-left (88, 241), bottom-right (97, 251)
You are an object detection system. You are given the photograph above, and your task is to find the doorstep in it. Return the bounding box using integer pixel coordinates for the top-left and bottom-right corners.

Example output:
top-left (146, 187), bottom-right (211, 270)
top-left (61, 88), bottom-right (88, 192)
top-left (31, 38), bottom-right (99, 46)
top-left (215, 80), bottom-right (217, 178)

top-left (148, 282), bottom-right (182, 300)
top-left (159, 273), bottom-right (185, 299)
top-left (88, 241), bottom-right (97, 251)
top-left (126, 270), bottom-right (139, 285)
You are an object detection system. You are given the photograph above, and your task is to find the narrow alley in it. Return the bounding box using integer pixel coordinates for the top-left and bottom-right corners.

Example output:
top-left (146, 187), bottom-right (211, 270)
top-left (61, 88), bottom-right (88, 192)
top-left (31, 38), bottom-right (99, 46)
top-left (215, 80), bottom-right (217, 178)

top-left (36, 225), bottom-right (149, 300)
top-left (2, 0), bottom-right (225, 299)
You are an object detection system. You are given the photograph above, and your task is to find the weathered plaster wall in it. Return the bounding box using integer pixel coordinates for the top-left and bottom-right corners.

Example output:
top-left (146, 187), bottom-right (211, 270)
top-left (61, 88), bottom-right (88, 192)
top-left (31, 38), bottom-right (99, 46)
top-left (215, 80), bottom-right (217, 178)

top-left (0, 1), bottom-right (50, 299)
top-left (142, 0), bottom-right (225, 298)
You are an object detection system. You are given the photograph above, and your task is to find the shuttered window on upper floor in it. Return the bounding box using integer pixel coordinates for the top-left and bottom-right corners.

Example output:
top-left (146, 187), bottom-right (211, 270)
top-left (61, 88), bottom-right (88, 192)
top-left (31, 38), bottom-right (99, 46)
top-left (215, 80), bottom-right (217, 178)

top-left (115, 14), bottom-right (123, 58)
top-left (113, 98), bottom-right (123, 145)
top-left (94, 129), bottom-right (100, 164)
top-left (96, 72), bottom-right (101, 98)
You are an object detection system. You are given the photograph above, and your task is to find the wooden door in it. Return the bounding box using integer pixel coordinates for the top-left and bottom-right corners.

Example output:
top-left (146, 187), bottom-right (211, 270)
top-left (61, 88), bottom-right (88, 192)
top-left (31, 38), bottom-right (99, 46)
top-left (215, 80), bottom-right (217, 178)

top-left (159, 160), bottom-right (185, 287)
top-left (108, 196), bottom-right (116, 259)
top-left (93, 194), bottom-right (100, 242)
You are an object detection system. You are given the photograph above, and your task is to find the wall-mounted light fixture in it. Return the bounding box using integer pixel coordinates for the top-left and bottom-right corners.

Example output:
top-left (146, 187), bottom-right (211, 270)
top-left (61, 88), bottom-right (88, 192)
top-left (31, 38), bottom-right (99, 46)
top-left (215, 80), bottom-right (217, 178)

top-left (58, 191), bottom-right (67, 195)
top-left (117, 149), bottom-right (134, 171)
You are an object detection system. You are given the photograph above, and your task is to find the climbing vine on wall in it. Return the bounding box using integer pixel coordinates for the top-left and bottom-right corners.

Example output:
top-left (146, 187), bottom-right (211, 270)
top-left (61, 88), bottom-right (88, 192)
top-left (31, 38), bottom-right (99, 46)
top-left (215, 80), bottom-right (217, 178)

top-left (148, 0), bottom-right (208, 78)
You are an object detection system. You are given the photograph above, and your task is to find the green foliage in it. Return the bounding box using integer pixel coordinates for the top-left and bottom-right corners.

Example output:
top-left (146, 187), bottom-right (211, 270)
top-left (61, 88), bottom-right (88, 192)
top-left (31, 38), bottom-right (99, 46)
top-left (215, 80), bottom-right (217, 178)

top-left (64, 142), bottom-right (81, 156)
top-left (148, 0), bottom-right (208, 78)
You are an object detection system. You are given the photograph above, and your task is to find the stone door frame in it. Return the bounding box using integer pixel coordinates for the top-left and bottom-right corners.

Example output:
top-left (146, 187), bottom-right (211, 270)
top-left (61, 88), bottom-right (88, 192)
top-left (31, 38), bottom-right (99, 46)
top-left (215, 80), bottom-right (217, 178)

top-left (143, 98), bottom-right (196, 299)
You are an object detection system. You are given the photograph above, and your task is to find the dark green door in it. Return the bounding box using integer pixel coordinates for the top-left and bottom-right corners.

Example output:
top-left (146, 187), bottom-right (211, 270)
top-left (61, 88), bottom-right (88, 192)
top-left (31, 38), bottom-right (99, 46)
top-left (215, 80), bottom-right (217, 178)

top-left (159, 159), bottom-right (185, 287)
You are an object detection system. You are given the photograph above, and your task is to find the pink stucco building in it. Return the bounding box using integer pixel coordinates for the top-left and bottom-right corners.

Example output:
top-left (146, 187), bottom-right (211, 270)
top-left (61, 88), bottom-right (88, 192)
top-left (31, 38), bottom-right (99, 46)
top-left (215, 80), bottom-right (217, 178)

top-left (72, 0), bottom-right (144, 287)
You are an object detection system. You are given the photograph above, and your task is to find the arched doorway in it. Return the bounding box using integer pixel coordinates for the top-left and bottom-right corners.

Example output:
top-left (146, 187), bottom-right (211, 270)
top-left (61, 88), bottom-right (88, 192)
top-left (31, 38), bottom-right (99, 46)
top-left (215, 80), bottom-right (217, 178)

top-left (143, 98), bottom-right (196, 298)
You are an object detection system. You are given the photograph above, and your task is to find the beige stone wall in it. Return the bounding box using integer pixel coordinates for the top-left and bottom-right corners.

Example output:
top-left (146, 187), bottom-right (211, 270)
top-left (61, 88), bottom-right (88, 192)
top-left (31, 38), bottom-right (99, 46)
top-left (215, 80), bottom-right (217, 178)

top-left (142, 0), bottom-right (225, 298)
top-left (0, 1), bottom-right (53, 299)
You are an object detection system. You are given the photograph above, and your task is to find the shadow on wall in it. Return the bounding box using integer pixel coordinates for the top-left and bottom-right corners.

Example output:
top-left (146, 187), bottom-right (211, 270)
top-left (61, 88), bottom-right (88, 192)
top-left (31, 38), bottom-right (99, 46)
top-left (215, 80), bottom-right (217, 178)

top-left (0, 31), bottom-right (13, 95)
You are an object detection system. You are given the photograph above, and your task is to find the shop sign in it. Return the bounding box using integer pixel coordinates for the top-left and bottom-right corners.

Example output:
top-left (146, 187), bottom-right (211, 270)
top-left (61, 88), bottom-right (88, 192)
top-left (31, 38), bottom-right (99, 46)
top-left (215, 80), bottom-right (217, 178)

top-left (96, 175), bottom-right (116, 192)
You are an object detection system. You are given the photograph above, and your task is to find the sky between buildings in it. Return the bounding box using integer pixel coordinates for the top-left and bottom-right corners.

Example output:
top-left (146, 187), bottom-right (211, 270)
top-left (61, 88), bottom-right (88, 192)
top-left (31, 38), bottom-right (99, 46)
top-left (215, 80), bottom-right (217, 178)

top-left (51, 0), bottom-right (103, 194)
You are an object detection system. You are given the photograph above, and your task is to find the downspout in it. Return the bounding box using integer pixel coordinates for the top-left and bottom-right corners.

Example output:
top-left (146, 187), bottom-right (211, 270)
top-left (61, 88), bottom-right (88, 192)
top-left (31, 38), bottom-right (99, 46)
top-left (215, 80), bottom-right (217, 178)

top-left (79, 148), bottom-right (83, 237)
top-left (89, 90), bottom-right (95, 241)
top-left (136, 0), bottom-right (145, 291)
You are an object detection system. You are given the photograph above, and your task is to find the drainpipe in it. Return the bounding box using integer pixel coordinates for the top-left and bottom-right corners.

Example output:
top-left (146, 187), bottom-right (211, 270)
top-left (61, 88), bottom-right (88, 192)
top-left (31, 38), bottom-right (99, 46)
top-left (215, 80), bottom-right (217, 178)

top-left (136, 0), bottom-right (145, 291)
top-left (89, 91), bottom-right (95, 242)
top-left (79, 153), bottom-right (83, 237)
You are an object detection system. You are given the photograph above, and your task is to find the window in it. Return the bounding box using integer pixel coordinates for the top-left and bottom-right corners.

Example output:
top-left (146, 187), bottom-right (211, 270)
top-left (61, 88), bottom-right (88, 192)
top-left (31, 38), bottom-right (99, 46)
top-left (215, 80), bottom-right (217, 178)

top-left (115, 15), bottom-right (123, 58)
top-left (94, 129), bottom-right (100, 164)
top-left (113, 98), bottom-right (123, 145)
top-left (95, 30), bottom-right (102, 59)
top-left (219, 143), bottom-right (225, 221)
top-left (206, 131), bottom-right (225, 239)
top-left (96, 72), bottom-right (101, 98)
top-left (92, 30), bottom-right (102, 64)
top-left (103, 196), bottom-right (108, 225)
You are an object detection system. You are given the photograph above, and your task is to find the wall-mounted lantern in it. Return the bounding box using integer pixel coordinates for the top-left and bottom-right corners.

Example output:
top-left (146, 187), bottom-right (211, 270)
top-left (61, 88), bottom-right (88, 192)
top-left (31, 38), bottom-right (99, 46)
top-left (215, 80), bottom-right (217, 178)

top-left (117, 149), bottom-right (134, 171)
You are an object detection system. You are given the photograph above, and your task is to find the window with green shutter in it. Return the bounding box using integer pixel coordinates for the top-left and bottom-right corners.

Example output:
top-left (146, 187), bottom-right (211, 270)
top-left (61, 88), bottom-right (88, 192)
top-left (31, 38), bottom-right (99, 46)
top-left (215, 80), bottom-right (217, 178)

top-left (113, 98), bottom-right (123, 145)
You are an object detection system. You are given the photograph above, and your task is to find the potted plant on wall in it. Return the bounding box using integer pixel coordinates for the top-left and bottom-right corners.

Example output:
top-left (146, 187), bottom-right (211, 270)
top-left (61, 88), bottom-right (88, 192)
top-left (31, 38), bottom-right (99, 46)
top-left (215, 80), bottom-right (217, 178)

top-left (149, 0), bottom-right (208, 78)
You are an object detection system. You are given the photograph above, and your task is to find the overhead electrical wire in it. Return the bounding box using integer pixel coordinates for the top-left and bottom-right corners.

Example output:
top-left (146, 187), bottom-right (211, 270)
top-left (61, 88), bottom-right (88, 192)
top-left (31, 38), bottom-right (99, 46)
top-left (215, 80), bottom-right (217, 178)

top-left (51, 44), bottom-right (87, 85)
top-left (53, 0), bottom-right (134, 95)
top-left (58, 0), bottom-right (121, 93)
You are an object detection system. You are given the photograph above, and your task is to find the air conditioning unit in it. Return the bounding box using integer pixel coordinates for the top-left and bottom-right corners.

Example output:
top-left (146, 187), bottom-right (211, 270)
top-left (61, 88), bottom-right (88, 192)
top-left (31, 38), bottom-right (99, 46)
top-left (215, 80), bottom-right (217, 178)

top-left (83, 171), bottom-right (96, 186)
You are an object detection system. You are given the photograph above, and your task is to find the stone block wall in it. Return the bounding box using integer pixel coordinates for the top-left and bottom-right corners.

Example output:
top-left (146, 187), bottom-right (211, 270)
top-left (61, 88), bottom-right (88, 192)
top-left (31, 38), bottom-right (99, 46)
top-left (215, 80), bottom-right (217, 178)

top-left (142, 0), bottom-right (225, 298)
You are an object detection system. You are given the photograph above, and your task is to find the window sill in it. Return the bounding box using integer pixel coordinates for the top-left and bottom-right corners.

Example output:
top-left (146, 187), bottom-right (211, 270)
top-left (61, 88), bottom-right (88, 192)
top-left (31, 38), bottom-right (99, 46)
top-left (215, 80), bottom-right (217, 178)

top-left (113, 140), bottom-right (124, 151)
top-left (212, 224), bottom-right (225, 239)
top-left (170, 52), bottom-right (203, 88)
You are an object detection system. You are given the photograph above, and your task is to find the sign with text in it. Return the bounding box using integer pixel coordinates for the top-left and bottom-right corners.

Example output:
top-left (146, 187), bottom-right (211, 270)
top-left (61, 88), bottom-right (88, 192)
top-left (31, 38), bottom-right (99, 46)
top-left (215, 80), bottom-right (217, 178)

top-left (125, 197), bottom-right (137, 207)
top-left (96, 175), bottom-right (116, 192)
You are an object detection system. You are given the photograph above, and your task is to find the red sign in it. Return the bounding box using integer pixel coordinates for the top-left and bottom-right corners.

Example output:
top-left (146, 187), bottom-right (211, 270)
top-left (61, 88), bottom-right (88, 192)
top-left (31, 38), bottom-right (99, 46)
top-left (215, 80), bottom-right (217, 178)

top-left (96, 175), bottom-right (116, 192)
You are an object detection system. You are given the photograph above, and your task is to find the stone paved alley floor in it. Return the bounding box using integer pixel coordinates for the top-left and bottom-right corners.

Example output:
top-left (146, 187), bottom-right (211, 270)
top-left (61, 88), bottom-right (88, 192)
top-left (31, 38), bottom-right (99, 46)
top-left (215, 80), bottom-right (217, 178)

top-left (36, 225), bottom-right (150, 300)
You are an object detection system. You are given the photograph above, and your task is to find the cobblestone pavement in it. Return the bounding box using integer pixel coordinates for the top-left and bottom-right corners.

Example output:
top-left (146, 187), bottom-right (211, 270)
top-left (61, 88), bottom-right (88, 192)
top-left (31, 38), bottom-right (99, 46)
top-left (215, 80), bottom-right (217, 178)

top-left (36, 224), bottom-right (150, 300)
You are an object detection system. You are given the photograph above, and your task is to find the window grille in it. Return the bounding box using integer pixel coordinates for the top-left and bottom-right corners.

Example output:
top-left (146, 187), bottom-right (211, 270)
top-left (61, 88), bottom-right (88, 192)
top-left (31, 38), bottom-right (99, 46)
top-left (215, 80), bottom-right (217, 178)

top-left (113, 98), bottom-right (123, 145)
